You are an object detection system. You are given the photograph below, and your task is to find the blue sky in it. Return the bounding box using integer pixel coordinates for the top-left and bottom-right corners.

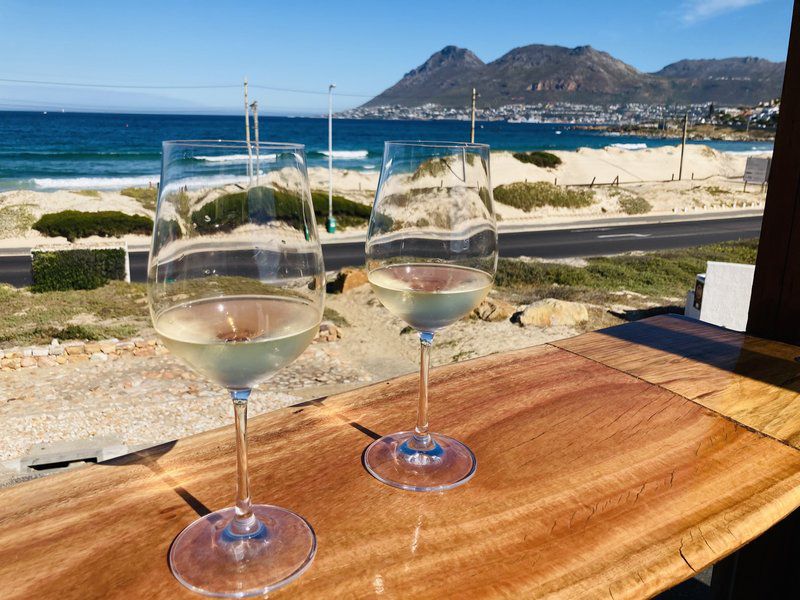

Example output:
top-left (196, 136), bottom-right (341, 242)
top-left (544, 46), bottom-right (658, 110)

top-left (0, 0), bottom-right (792, 114)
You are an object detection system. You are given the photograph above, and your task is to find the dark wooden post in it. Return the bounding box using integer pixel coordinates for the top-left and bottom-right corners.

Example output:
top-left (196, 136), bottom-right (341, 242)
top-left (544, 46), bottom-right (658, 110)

top-left (747, 1), bottom-right (800, 342)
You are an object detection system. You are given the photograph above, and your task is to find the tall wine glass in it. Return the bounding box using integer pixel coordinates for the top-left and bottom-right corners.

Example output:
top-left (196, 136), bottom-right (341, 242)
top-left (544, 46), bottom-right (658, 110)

top-left (364, 141), bottom-right (498, 492)
top-left (148, 141), bottom-right (324, 596)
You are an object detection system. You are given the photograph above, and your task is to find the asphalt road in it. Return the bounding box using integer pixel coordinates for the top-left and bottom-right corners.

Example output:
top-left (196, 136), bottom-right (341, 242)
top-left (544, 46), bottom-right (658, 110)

top-left (0, 215), bottom-right (762, 287)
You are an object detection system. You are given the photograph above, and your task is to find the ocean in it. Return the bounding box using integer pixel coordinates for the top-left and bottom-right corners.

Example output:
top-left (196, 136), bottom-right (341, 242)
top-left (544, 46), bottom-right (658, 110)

top-left (0, 110), bottom-right (773, 191)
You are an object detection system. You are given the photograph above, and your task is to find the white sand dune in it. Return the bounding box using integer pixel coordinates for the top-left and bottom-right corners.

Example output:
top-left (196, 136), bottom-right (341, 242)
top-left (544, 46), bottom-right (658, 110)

top-left (0, 145), bottom-right (769, 249)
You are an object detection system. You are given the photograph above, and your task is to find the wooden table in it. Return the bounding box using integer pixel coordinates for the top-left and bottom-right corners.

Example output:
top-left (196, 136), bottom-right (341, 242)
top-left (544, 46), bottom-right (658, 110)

top-left (2, 315), bottom-right (800, 599)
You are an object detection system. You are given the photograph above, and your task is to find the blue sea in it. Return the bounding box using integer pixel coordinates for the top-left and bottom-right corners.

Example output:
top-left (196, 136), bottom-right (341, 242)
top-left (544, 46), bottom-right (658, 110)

top-left (0, 110), bottom-right (773, 191)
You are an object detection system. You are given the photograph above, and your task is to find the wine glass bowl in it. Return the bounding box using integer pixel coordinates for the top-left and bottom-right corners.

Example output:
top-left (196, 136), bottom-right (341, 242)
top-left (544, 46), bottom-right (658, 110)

top-left (148, 141), bottom-right (323, 596)
top-left (364, 141), bottom-right (498, 492)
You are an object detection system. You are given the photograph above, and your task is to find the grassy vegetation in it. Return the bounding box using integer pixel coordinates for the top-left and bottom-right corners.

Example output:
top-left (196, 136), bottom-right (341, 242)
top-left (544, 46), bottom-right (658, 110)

top-left (74, 190), bottom-right (100, 198)
top-left (493, 182), bottom-right (594, 211)
top-left (0, 238), bottom-right (759, 347)
top-left (33, 210), bottom-right (153, 242)
top-left (512, 151), bottom-right (562, 168)
top-left (619, 195), bottom-right (653, 215)
top-left (496, 239), bottom-right (758, 298)
top-left (121, 187), bottom-right (158, 210)
top-left (704, 186), bottom-right (727, 197)
top-left (0, 205), bottom-right (37, 237)
top-left (0, 281), bottom-right (148, 347)
top-left (191, 187), bottom-right (371, 233)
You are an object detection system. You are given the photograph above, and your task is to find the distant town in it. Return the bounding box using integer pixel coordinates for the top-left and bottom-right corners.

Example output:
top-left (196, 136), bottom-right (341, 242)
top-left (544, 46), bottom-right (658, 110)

top-left (339, 99), bottom-right (779, 132)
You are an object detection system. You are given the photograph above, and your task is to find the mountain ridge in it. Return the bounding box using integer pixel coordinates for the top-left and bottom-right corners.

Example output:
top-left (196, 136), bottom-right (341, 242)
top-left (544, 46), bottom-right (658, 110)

top-left (364, 45), bottom-right (784, 107)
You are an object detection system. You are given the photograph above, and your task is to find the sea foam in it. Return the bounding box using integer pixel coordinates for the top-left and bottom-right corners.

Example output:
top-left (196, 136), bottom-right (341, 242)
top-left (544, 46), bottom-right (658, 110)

top-left (195, 154), bottom-right (277, 163)
top-left (609, 143), bottom-right (648, 150)
top-left (320, 150), bottom-right (369, 159)
top-left (31, 175), bottom-right (160, 190)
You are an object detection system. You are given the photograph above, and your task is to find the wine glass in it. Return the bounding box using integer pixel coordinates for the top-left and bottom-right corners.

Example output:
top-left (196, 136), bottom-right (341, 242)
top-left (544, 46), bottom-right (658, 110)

top-left (148, 140), bottom-right (324, 596)
top-left (364, 141), bottom-right (498, 492)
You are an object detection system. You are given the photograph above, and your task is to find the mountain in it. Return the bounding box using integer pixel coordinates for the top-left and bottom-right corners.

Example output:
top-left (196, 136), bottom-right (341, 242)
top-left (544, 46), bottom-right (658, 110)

top-left (654, 57), bottom-right (786, 104)
top-left (363, 45), bottom-right (784, 108)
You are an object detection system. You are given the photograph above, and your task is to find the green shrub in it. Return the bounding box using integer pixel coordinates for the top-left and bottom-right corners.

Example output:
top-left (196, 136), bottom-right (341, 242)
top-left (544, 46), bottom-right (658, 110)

top-left (513, 151), bottom-right (562, 168)
top-left (31, 248), bottom-right (127, 292)
top-left (493, 182), bottom-right (594, 211)
top-left (191, 187), bottom-right (371, 233)
top-left (619, 196), bottom-right (653, 215)
top-left (121, 187), bottom-right (158, 210)
top-left (33, 211), bottom-right (153, 242)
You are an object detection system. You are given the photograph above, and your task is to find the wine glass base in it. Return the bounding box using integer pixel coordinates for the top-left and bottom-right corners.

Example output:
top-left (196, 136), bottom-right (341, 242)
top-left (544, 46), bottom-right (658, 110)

top-left (363, 431), bottom-right (477, 492)
top-left (169, 504), bottom-right (316, 598)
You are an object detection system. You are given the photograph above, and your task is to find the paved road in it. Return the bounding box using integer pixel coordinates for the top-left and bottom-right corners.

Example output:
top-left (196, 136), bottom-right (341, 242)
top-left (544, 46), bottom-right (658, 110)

top-left (0, 216), bottom-right (762, 287)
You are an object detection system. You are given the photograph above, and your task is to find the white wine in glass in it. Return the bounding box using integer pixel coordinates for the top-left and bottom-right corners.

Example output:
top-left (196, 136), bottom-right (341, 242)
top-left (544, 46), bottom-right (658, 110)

top-left (364, 141), bottom-right (498, 492)
top-left (148, 141), bottom-right (324, 597)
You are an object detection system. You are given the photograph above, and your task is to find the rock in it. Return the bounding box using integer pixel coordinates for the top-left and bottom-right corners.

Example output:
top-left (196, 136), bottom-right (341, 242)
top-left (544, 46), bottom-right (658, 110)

top-left (473, 298), bottom-right (515, 322)
top-left (328, 268), bottom-right (369, 293)
top-left (316, 322), bottom-right (342, 342)
top-left (84, 343), bottom-right (102, 355)
top-left (31, 347), bottom-right (49, 357)
top-left (48, 345), bottom-right (65, 356)
top-left (20, 357), bottom-right (36, 368)
top-left (513, 299), bottom-right (589, 328)
top-left (36, 356), bottom-right (57, 367)
top-left (64, 344), bottom-right (85, 355)
top-left (90, 352), bottom-right (108, 362)
top-left (99, 343), bottom-right (117, 354)
top-left (50, 338), bottom-right (60, 346)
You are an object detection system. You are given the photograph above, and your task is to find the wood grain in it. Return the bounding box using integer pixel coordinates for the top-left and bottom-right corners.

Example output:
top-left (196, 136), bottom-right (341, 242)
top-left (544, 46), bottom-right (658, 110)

top-left (554, 314), bottom-right (800, 448)
top-left (1, 342), bottom-right (800, 599)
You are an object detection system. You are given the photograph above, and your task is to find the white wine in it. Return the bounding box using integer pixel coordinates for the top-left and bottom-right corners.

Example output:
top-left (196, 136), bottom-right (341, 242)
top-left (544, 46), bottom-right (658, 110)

top-left (368, 263), bottom-right (492, 332)
top-left (155, 295), bottom-right (320, 389)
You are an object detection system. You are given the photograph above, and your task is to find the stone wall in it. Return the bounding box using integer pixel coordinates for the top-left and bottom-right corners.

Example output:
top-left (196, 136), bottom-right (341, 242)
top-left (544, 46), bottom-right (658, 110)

top-left (0, 323), bottom-right (342, 371)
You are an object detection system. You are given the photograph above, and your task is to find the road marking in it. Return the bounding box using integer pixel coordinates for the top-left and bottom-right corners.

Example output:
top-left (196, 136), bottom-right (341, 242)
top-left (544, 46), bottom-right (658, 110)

top-left (596, 233), bottom-right (652, 239)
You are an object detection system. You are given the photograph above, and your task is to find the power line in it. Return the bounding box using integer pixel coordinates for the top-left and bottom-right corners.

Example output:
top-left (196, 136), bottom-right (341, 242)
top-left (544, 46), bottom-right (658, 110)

top-left (0, 76), bottom-right (376, 97)
top-left (250, 84), bottom-right (373, 98)
top-left (0, 77), bottom-right (239, 89)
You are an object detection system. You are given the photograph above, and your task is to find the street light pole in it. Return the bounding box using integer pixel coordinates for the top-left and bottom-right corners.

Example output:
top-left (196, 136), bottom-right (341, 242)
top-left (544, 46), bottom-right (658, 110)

top-left (326, 83), bottom-right (337, 234)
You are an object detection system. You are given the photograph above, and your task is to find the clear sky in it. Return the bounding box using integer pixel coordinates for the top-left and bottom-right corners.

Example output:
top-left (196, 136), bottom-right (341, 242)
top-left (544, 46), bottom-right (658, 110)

top-left (0, 0), bottom-right (793, 114)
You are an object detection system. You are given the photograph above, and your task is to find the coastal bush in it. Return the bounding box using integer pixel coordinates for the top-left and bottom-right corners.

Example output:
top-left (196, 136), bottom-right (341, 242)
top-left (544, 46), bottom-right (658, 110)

top-left (496, 239), bottom-right (759, 298)
top-left (31, 248), bottom-right (127, 292)
top-left (74, 190), bottom-right (100, 198)
top-left (619, 196), bottom-right (652, 215)
top-left (33, 210), bottom-right (153, 242)
top-left (191, 187), bottom-right (371, 233)
top-left (121, 187), bottom-right (158, 210)
top-left (493, 182), bottom-right (594, 211)
top-left (512, 151), bottom-right (562, 168)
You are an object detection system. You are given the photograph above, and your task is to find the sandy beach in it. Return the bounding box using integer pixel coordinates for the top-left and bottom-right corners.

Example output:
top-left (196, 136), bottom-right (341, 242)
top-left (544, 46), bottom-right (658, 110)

top-left (0, 144), bottom-right (768, 250)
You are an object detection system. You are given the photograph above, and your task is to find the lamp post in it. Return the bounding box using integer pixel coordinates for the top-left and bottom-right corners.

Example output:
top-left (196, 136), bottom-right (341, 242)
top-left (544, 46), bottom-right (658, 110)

top-left (326, 83), bottom-right (337, 234)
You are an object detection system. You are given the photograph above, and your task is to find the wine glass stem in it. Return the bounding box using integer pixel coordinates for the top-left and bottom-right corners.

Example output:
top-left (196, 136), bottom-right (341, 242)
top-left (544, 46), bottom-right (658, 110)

top-left (413, 331), bottom-right (435, 449)
top-left (229, 389), bottom-right (258, 535)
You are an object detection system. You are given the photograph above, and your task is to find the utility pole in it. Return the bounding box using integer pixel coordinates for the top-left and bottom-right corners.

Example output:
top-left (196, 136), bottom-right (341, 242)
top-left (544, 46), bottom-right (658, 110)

top-left (678, 112), bottom-right (688, 181)
top-left (326, 83), bottom-right (337, 234)
top-left (250, 100), bottom-right (260, 184)
top-left (470, 88), bottom-right (477, 143)
top-left (243, 78), bottom-right (253, 183)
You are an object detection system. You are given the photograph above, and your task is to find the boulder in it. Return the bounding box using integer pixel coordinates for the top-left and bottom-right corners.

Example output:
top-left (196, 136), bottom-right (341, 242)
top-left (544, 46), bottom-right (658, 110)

top-left (316, 322), bottom-right (342, 342)
top-left (514, 299), bottom-right (588, 328)
top-left (473, 297), bottom-right (515, 322)
top-left (328, 268), bottom-right (369, 293)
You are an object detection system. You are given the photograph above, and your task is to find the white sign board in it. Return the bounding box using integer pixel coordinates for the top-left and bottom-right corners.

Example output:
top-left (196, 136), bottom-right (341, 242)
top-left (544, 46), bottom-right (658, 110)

top-left (744, 157), bottom-right (771, 184)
